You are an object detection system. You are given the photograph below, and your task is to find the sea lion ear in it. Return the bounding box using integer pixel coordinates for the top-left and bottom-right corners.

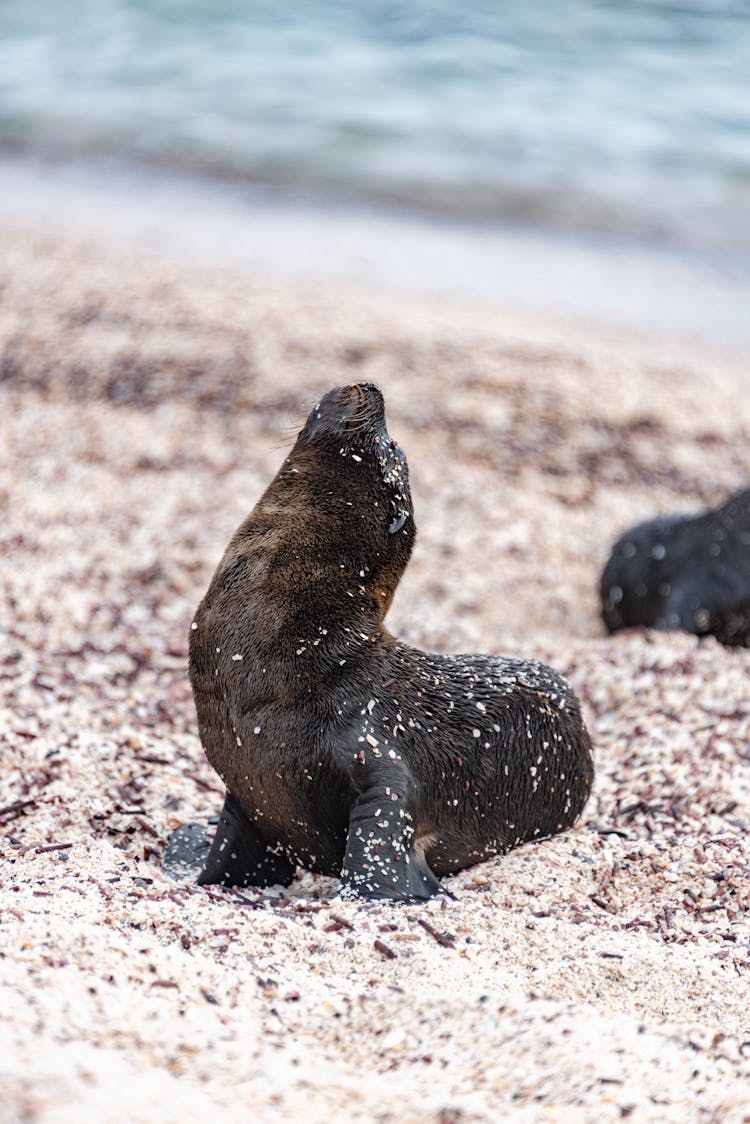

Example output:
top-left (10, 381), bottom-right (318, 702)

top-left (388, 511), bottom-right (408, 534)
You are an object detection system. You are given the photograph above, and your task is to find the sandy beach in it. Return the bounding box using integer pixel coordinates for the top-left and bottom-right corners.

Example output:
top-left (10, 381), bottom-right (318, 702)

top-left (2, 219), bottom-right (750, 1122)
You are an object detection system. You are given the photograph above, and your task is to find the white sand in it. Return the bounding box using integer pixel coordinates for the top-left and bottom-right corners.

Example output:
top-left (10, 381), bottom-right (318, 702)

top-left (1, 225), bottom-right (749, 1122)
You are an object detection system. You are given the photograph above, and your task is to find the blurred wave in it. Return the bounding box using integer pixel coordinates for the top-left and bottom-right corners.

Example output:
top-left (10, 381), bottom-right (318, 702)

top-left (1, 0), bottom-right (749, 255)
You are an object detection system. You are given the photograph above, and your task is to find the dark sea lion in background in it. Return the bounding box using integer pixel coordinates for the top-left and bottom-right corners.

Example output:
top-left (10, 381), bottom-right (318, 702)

top-left (164, 383), bottom-right (594, 900)
top-left (601, 490), bottom-right (750, 647)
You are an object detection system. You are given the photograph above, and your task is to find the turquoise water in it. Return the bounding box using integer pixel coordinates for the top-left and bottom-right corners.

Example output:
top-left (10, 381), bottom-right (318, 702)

top-left (1, 1), bottom-right (749, 255)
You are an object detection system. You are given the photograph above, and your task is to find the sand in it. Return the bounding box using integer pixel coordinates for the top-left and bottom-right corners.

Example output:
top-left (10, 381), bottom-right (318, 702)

top-left (1, 223), bottom-right (749, 1123)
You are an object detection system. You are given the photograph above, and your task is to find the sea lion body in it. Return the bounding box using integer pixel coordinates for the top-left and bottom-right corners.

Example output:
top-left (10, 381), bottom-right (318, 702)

top-left (601, 491), bottom-right (750, 647)
top-left (168, 383), bottom-right (594, 899)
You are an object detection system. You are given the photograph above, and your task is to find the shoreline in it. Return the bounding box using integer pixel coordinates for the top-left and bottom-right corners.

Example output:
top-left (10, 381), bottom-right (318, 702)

top-left (2, 151), bottom-right (750, 357)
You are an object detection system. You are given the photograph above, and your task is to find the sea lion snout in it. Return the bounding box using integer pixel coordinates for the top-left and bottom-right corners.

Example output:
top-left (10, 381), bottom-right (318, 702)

top-left (302, 382), bottom-right (386, 441)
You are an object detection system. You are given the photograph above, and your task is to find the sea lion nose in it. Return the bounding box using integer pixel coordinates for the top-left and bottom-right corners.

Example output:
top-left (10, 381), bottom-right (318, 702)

top-left (329, 382), bottom-right (383, 421)
top-left (303, 383), bottom-right (386, 439)
top-left (355, 382), bottom-right (383, 404)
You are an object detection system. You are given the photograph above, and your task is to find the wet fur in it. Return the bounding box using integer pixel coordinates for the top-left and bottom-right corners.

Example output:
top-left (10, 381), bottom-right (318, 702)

top-left (169, 383), bottom-right (594, 899)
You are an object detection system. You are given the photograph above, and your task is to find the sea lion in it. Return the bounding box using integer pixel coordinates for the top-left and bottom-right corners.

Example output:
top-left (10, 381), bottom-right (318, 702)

top-left (601, 490), bottom-right (750, 647)
top-left (164, 383), bottom-right (594, 900)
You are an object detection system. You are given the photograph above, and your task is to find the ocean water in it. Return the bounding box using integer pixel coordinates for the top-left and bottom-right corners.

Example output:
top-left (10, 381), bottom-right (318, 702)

top-left (0, 0), bottom-right (749, 260)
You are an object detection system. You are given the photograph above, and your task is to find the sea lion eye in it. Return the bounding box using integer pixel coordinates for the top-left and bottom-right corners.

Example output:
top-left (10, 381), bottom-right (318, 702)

top-left (389, 511), bottom-right (408, 534)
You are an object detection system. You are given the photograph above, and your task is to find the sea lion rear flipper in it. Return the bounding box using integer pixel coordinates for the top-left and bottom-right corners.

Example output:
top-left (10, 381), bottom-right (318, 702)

top-left (339, 759), bottom-right (441, 901)
top-left (163, 822), bottom-right (212, 881)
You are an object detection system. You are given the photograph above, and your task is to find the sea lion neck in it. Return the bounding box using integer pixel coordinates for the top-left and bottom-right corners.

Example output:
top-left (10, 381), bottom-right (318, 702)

top-left (193, 384), bottom-right (416, 693)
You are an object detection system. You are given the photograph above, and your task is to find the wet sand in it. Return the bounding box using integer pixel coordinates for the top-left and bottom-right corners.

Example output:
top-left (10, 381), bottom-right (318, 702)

top-left (1, 222), bottom-right (749, 1122)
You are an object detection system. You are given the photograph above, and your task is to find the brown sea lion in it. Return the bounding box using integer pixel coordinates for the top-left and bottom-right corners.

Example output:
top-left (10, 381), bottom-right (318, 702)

top-left (164, 383), bottom-right (594, 899)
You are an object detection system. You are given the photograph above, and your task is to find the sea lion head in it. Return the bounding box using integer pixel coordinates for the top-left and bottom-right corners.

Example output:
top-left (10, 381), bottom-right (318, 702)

top-left (301, 382), bottom-right (411, 527)
top-left (281, 382), bottom-right (415, 617)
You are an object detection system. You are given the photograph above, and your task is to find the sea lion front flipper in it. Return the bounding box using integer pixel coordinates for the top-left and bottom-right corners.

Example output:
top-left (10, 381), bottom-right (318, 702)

top-left (164, 793), bottom-right (295, 888)
top-left (339, 760), bottom-right (441, 901)
top-left (195, 791), bottom-right (297, 888)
